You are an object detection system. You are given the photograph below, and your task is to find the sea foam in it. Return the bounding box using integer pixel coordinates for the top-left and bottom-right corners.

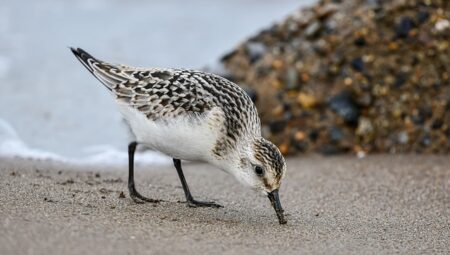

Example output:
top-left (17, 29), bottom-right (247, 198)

top-left (0, 118), bottom-right (170, 167)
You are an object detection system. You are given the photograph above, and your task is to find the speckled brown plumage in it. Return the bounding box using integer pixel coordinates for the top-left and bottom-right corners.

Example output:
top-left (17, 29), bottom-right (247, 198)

top-left (71, 47), bottom-right (260, 157)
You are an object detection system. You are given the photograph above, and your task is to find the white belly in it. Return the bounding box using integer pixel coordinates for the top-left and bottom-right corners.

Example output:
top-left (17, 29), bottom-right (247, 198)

top-left (117, 103), bottom-right (222, 161)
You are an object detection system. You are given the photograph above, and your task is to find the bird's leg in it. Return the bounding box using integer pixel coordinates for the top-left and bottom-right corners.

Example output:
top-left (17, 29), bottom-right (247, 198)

top-left (128, 142), bottom-right (160, 203)
top-left (173, 158), bottom-right (222, 208)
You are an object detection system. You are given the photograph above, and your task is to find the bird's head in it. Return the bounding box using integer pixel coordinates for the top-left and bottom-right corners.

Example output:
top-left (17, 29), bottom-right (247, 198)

top-left (223, 136), bottom-right (287, 224)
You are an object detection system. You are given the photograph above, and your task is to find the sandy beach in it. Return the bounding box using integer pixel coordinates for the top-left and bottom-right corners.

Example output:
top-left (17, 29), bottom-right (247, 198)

top-left (0, 155), bottom-right (448, 254)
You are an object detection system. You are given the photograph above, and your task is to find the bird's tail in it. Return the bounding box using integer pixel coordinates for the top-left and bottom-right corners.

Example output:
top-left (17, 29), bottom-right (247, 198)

top-left (70, 47), bottom-right (128, 91)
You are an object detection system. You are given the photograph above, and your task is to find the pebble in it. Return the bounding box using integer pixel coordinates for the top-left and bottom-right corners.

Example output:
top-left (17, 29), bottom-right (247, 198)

top-left (221, 0), bottom-right (450, 155)
top-left (328, 91), bottom-right (360, 125)
top-left (435, 19), bottom-right (450, 32)
top-left (305, 21), bottom-right (322, 39)
top-left (246, 42), bottom-right (266, 63)
top-left (396, 16), bottom-right (415, 38)
top-left (353, 37), bottom-right (366, 47)
top-left (297, 93), bottom-right (317, 108)
top-left (350, 57), bottom-right (364, 72)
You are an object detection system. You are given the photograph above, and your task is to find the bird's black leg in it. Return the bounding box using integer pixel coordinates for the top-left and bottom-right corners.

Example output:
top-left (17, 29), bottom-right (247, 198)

top-left (128, 142), bottom-right (160, 203)
top-left (173, 158), bottom-right (222, 208)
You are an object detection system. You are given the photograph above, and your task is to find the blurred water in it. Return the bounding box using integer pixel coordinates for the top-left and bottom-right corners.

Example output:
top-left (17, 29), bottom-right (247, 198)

top-left (0, 0), bottom-right (315, 162)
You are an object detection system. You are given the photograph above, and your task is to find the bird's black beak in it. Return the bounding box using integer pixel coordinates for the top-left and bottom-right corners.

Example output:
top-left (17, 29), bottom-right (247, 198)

top-left (267, 189), bottom-right (287, 224)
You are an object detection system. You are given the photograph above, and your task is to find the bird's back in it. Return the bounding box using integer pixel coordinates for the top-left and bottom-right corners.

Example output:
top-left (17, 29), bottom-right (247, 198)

top-left (71, 48), bottom-right (261, 158)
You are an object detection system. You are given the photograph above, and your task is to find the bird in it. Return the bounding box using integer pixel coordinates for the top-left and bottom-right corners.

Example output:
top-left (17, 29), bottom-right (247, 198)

top-left (70, 47), bottom-right (287, 224)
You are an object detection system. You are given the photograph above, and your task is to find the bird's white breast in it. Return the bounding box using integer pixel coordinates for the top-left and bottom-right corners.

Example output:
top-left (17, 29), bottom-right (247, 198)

top-left (117, 102), bottom-right (223, 161)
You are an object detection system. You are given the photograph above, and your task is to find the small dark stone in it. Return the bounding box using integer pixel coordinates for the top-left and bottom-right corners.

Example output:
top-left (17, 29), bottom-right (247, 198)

top-left (394, 73), bottom-right (407, 87)
top-left (396, 16), bottom-right (415, 39)
top-left (309, 130), bottom-right (320, 142)
top-left (328, 90), bottom-right (360, 125)
top-left (283, 112), bottom-right (293, 121)
top-left (95, 173), bottom-right (101, 178)
top-left (59, 179), bottom-right (75, 185)
top-left (351, 57), bottom-right (364, 72)
top-left (413, 107), bottom-right (432, 125)
top-left (421, 135), bottom-right (431, 147)
top-left (269, 120), bottom-right (287, 133)
top-left (416, 11), bottom-right (429, 24)
top-left (119, 191), bottom-right (126, 199)
top-left (283, 103), bottom-right (291, 111)
top-left (432, 119), bottom-right (443, 129)
top-left (99, 188), bottom-right (110, 194)
top-left (44, 197), bottom-right (56, 203)
top-left (246, 42), bottom-right (266, 63)
top-left (319, 144), bottom-right (344, 156)
top-left (255, 65), bottom-right (271, 76)
top-left (329, 127), bottom-right (343, 142)
top-left (356, 92), bottom-right (372, 106)
top-left (10, 171), bottom-right (16, 176)
top-left (354, 37), bottom-right (366, 47)
top-left (411, 113), bottom-right (424, 125)
top-left (294, 140), bottom-right (308, 151)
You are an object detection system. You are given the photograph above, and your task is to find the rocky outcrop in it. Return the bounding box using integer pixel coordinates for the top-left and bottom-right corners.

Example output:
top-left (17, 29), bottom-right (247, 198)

top-left (221, 0), bottom-right (450, 155)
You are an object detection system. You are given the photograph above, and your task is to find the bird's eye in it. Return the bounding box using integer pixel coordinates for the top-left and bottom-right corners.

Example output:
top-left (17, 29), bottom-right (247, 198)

top-left (254, 166), bottom-right (264, 176)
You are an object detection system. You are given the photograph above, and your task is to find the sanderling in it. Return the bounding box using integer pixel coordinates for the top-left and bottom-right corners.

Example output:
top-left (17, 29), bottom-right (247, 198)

top-left (70, 48), bottom-right (287, 224)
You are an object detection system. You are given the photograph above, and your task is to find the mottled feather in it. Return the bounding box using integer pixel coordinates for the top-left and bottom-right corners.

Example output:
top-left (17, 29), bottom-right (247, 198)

top-left (70, 47), bottom-right (260, 156)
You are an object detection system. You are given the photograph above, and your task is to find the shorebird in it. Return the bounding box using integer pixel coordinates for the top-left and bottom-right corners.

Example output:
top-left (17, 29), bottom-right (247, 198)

top-left (70, 48), bottom-right (287, 224)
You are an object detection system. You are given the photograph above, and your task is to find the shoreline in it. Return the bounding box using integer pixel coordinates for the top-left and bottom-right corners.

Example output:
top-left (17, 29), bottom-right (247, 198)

top-left (1, 155), bottom-right (449, 254)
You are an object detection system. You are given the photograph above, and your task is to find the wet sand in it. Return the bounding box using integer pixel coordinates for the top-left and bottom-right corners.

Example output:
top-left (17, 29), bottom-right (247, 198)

top-left (0, 155), bottom-right (449, 254)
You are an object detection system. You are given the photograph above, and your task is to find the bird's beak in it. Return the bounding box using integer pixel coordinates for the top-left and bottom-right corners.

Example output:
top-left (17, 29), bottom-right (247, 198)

top-left (267, 189), bottom-right (287, 224)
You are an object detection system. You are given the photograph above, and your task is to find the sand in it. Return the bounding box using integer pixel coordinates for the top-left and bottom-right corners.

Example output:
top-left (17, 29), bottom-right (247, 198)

top-left (0, 155), bottom-right (449, 254)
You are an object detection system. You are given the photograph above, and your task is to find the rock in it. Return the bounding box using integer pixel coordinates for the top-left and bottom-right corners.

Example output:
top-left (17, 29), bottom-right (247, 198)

top-left (435, 19), bottom-right (450, 32)
top-left (305, 21), bottom-right (322, 39)
top-left (421, 134), bottom-right (431, 146)
top-left (397, 131), bottom-right (409, 144)
top-left (416, 11), bottom-right (429, 24)
top-left (286, 67), bottom-right (299, 90)
top-left (319, 144), bottom-right (344, 155)
top-left (394, 73), bottom-right (407, 88)
top-left (356, 118), bottom-right (374, 136)
top-left (221, 0), bottom-right (450, 155)
top-left (351, 57), bottom-right (364, 72)
top-left (354, 37), bottom-right (366, 47)
top-left (431, 119), bottom-right (443, 129)
top-left (297, 93), bottom-right (317, 109)
top-left (328, 90), bottom-right (360, 125)
top-left (246, 42), bottom-right (266, 63)
top-left (329, 126), bottom-right (343, 142)
top-left (293, 140), bottom-right (308, 151)
top-left (269, 120), bottom-right (287, 134)
top-left (396, 16), bottom-right (415, 39)
top-left (294, 131), bottom-right (306, 141)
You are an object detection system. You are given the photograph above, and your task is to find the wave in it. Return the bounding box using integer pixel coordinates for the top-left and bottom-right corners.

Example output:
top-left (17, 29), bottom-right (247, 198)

top-left (0, 118), bottom-right (170, 167)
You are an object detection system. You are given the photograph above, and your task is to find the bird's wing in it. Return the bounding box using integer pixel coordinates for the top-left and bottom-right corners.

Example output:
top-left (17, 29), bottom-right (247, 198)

top-left (71, 48), bottom-right (213, 119)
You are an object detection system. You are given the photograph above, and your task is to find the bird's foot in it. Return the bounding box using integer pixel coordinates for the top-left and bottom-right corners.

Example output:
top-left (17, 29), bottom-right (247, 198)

top-left (129, 189), bottom-right (161, 204)
top-left (186, 199), bottom-right (223, 208)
